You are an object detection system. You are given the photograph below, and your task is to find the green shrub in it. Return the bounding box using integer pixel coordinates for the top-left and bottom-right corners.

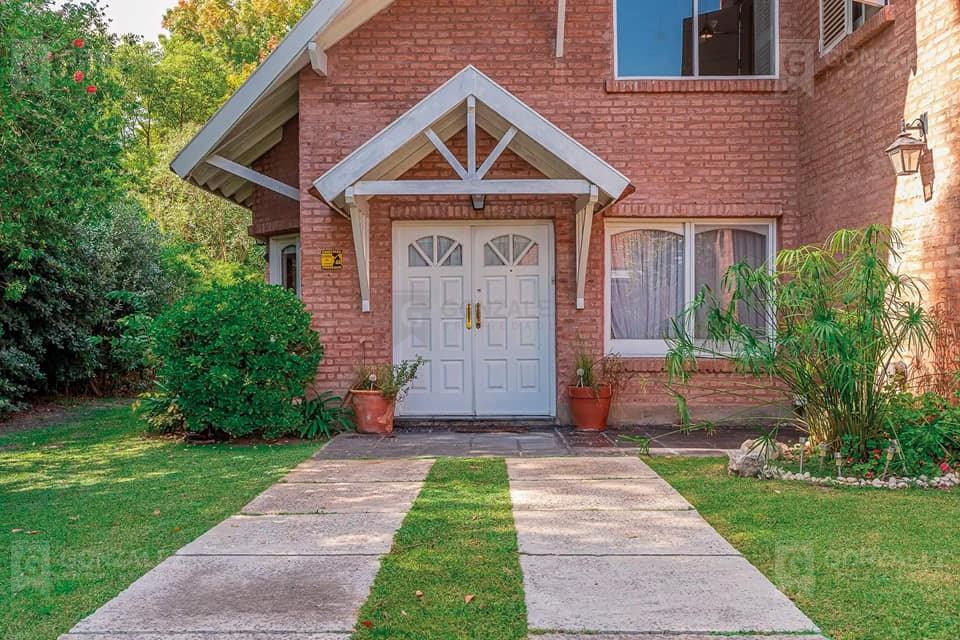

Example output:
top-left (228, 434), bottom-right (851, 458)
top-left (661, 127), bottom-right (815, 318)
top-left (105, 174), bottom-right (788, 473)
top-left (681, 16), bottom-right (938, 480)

top-left (150, 281), bottom-right (323, 439)
top-left (299, 391), bottom-right (354, 439)
top-left (885, 392), bottom-right (960, 475)
top-left (134, 386), bottom-right (186, 434)
top-left (0, 203), bottom-right (185, 413)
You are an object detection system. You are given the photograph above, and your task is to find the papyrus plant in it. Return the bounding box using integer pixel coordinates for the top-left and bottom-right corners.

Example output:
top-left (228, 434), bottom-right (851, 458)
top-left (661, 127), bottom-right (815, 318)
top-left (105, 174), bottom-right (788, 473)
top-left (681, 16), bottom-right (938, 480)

top-left (665, 225), bottom-right (934, 455)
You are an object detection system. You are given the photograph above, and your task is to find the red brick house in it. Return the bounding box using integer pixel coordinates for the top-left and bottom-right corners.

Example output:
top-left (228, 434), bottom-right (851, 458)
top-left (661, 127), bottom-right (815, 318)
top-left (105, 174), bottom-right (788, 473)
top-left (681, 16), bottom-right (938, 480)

top-left (171, 0), bottom-right (959, 424)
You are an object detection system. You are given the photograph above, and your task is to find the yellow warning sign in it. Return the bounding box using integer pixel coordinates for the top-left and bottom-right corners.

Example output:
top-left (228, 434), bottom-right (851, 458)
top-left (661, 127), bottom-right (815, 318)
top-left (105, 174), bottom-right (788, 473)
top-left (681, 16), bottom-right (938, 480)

top-left (321, 250), bottom-right (344, 270)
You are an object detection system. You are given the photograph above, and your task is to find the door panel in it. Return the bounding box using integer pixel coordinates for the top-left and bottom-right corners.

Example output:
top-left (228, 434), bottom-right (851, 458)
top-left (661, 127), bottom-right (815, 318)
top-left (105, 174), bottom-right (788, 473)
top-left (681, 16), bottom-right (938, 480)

top-left (471, 226), bottom-right (552, 416)
top-left (394, 223), bottom-right (553, 417)
top-left (395, 228), bottom-right (473, 415)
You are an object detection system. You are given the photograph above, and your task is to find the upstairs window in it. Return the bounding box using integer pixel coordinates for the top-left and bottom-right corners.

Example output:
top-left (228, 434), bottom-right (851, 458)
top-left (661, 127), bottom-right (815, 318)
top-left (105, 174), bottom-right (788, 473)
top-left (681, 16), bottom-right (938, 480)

top-left (615, 0), bottom-right (777, 79)
top-left (820, 0), bottom-right (886, 54)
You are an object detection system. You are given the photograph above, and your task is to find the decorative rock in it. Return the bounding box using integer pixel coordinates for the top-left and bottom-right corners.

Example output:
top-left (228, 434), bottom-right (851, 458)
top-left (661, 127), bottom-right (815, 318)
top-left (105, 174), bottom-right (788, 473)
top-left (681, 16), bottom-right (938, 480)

top-left (728, 451), bottom-right (764, 478)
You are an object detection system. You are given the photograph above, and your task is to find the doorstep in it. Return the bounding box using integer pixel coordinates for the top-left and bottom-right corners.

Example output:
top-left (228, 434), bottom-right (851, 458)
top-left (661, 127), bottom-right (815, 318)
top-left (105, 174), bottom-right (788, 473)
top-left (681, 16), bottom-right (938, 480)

top-left (315, 424), bottom-right (802, 460)
top-left (393, 418), bottom-right (558, 431)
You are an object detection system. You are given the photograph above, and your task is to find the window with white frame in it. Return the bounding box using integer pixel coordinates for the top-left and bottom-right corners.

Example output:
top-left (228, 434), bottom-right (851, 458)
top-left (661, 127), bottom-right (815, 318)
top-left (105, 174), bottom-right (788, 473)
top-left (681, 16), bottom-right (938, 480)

top-left (268, 235), bottom-right (301, 297)
top-left (615, 0), bottom-right (778, 79)
top-left (820, 0), bottom-right (886, 54)
top-left (604, 220), bottom-right (775, 356)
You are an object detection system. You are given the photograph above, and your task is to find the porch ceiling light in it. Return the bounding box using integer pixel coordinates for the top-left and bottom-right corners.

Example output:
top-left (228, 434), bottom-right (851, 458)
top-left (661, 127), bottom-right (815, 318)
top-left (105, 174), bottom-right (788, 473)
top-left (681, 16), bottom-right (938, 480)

top-left (885, 118), bottom-right (927, 176)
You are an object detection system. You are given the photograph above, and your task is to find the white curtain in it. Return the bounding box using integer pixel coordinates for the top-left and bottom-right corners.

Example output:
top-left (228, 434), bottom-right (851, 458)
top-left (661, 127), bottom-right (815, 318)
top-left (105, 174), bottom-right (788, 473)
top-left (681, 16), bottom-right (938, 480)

top-left (694, 228), bottom-right (767, 337)
top-left (610, 230), bottom-right (685, 340)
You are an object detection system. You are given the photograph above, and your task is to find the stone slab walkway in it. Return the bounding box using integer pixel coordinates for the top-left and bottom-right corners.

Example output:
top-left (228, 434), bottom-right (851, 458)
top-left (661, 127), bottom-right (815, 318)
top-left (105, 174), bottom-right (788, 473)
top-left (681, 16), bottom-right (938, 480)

top-left (60, 459), bottom-right (433, 640)
top-left (508, 457), bottom-right (824, 638)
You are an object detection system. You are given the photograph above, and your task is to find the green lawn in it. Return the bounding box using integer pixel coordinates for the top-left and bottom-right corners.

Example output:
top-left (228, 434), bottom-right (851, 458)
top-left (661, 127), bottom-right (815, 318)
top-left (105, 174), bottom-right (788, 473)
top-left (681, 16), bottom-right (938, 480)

top-left (649, 456), bottom-right (960, 640)
top-left (353, 458), bottom-right (527, 640)
top-left (5, 411), bottom-right (957, 640)
top-left (0, 404), bottom-right (320, 640)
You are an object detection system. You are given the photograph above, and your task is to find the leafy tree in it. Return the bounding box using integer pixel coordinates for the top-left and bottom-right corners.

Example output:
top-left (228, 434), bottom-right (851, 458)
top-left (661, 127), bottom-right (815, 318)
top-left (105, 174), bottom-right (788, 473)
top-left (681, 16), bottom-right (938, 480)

top-left (110, 37), bottom-right (164, 151)
top-left (162, 0), bottom-right (312, 75)
top-left (154, 37), bottom-right (231, 130)
top-left (132, 127), bottom-right (262, 272)
top-left (112, 36), bottom-right (229, 174)
top-left (0, 2), bottom-right (192, 413)
top-left (0, 0), bottom-right (124, 236)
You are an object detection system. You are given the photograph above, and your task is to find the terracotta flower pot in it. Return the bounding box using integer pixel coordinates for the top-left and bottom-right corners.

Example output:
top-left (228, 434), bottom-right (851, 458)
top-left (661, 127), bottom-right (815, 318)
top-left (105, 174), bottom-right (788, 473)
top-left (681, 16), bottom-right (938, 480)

top-left (350, 390), bottom-right (395, 434)
top-left (568, 384), bottom-right (613, 432)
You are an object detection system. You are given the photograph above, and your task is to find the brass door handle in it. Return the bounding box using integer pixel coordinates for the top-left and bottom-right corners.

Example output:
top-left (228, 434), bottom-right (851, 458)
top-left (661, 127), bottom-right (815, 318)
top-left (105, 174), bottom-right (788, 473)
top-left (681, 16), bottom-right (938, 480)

top-left (466, 303), bottom-right (472, 330)
top-left (476, 302), bottom-right (481, 329)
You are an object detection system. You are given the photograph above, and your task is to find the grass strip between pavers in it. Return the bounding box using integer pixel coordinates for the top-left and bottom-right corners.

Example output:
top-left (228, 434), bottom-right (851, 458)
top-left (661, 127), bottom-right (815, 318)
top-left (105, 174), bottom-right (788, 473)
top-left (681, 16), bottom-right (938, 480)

top-left (352, 457), bottom-right (527, 640)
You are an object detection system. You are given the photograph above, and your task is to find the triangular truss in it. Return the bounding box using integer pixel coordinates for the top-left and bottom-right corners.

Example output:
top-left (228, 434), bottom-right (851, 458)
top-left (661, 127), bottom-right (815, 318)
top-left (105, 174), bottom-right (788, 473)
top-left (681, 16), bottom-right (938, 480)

top-left (312, 66), bottom-right (633, 313)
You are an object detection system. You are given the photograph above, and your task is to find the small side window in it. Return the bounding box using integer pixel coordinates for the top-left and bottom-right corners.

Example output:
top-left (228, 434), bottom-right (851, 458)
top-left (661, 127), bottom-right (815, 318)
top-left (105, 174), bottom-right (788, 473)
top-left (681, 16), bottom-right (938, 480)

top-left (281, 245), bottom-right (298, 292)
top-left (269, 235), bottom-right (301, 297)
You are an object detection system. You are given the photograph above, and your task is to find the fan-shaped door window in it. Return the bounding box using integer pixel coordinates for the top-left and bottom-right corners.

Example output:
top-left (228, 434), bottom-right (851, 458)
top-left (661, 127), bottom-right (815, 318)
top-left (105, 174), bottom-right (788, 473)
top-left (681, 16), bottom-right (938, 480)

top-left (483, 234), bottom-right (539, 267)
top-left (408, 235), bottom-right (463, 267)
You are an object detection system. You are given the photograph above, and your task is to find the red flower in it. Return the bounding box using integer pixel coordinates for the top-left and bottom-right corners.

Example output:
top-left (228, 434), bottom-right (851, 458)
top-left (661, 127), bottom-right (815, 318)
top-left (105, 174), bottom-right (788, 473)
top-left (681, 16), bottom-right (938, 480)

top-left (940, 462), bottom-right (951, 473)
top-left (86, 85), bottom-right (97, 94)
top-left (865, 471), bottom-right (874, 479)
top-left (73, 70), bottom-right (85, 83)
top-left (73, 38), bottom-right (85, 48)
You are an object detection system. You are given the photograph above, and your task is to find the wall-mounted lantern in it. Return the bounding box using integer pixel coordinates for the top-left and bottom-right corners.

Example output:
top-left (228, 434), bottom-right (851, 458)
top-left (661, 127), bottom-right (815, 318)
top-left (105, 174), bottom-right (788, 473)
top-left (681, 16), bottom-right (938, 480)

top-left (885, 117), bottom-right (927, 176)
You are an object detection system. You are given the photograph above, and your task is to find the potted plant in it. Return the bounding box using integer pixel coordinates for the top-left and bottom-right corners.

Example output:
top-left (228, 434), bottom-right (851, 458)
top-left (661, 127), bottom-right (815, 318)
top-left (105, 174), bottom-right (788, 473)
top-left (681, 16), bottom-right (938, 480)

top-left (350, 357), bottom-right (424, 434)
top-left (568, 347), bottom-right (636, 431)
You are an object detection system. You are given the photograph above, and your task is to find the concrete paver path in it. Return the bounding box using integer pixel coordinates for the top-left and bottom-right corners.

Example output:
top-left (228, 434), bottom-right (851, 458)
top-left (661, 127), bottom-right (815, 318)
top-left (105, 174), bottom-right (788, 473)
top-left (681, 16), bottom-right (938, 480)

top-left (60, 458), bottom-right (432, 640)
top-left (508, 457), bottom-right (824, 639)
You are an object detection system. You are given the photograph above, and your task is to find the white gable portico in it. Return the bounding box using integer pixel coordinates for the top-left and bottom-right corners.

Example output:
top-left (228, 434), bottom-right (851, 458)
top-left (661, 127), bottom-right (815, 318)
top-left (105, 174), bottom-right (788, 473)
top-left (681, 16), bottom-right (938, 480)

top-left (312, 65), bottom-right (634, 313)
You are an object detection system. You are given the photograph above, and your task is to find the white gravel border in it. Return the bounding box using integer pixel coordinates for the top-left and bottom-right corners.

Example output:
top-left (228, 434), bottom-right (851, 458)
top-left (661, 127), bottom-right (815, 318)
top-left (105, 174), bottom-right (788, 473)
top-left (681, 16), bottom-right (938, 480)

top-left (762, 466), bottom-right (959, 490)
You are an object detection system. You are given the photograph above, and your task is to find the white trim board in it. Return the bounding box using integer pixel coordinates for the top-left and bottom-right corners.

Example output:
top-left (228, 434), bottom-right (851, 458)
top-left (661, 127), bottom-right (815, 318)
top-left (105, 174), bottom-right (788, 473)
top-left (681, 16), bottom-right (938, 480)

top-left (205, 155), bottom-right (300, 202)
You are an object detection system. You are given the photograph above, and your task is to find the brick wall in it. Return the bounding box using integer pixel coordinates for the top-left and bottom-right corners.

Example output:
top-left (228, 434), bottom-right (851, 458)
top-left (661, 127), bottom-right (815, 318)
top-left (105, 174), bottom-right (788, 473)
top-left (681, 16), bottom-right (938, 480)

top-left (249, 118), bottom-right (300, 238)
top-left (797, 0), bottom-right (960, 310)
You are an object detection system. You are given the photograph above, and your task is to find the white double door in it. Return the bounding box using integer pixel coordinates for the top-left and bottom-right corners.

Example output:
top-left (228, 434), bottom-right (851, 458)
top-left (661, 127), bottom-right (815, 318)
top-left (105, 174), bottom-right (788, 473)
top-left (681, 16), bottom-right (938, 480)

top-left (394, 222), bottom-right (555, 417)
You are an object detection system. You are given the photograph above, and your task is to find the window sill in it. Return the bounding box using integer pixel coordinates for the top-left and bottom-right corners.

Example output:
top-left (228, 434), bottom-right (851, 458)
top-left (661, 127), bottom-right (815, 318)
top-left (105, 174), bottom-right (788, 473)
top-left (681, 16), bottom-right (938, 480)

top-left (605, 78), bottom-right (789, 94)
top-left (815, 5), bottom-right (896, 78)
